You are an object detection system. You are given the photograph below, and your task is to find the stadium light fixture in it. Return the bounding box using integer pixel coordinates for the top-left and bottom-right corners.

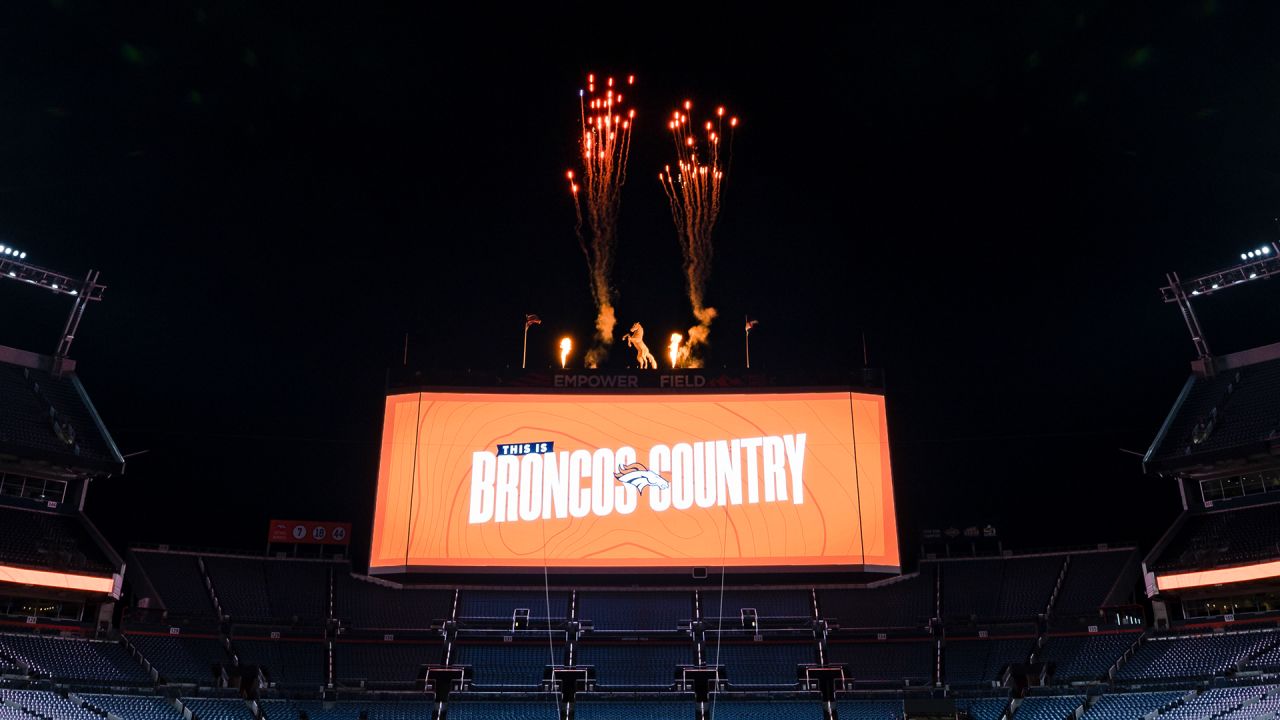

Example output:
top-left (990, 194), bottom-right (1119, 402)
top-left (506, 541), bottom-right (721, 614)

top-left (0, 249), bottom-right (106, 375)
top-left (1161, 240), bottom-right (1280, 362)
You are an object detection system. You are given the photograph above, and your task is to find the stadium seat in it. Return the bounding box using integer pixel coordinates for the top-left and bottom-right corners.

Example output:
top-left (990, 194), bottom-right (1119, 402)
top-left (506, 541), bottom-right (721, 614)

top-left (944, 637), bottom-right (1033, 686)
top-left (0, 506), bottom-right (114, 575)
top-left (1152, 502), bottom-right (1280, 572)
top-left (704, 589), bottom-right (812, 623)
top-left (203, 557), bottom-right (272, 621)
top-left (231, 637), bottom-right (326, 687)
top-left (457, 590), bottom-right (570, 623)
top-left (259, 699), bottom-right (437, 720)
top-left (953, 696), bottom-right (1009, 720)
top-left (0, 689), bottom-right (102, 720)
top-left (180, 697), bottom-right (257, 720)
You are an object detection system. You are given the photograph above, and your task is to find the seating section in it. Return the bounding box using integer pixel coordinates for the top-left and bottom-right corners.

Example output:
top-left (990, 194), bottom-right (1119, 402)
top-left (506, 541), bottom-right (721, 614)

top-left (82, 694), bottom-right (186, 720)
top-left (574, 696), bottom-right (695, 720)
top-left (334, 641), bottom-right (440, 684)
top-left (1244, 640), bottom-right (1280, 669)
top-left (706, 590), bottom-right (811, 620)
top-left (0, 506), bottom-right (113, 574)
top-left (577, 591), bottom-right (690, 631)
top-left (818, 566), bottom-right (935, 628)
top-left (944, 637), bottom-right (1033, 685)
top-left (263, 560), bottom-right (329, 620)
top-left (953, 696), bottom-right (1008, 720)
top-left (232, 638), bottom-right (325, 687)
top-left (335, 574), bottom-right (453, 628)
top-left (1153, 503), bottom-right (1280, 572)
top-left (259, 699), bottom-right (437, 720)
top-left (709, 641), bottom-right (813, 687)
top-left (457, 590), bottom-right (570, 622)
top-left (445, 696), bottom-right (562, 720)
top-left (132, 552), bottom-right (216, 617)
top-left (576, 641), bottom-right (690, 688)
top-left (942, 558), bottom-right (1061, 621)
top-left (707, 697), bottom-right (824, 719)
top-left (203, 557), bottom-right (272, 621)
top-left (179, 698), bottom-right (257, 720)
top-left (1213, 686), bottom-right (1280, 720)
top-left (1052, 551), bottom-right (1131, 616)
top-left (0, 633), bottom-right (148, 683)
top-left (127, 633), bottom-right (230, 684)
top-left (1038, 631), bottom-right (1139, 682)
top-left (452, 641), bottom-right (563, 687)
top-left (1011, 695), bottom-right (1083, 720)
top-left (1160, 686), bottom-right (1261, 720)
top-left (832, 699), bottom-right (905, 719)
top-left (0, 689), bottom-right (101, 720)
top-left (825, 639), bottom-right (933, 683)
top-left (1114, 631), bottom-right (1279, 680)
top-left (1079, 690), bottom-right (1182, 719)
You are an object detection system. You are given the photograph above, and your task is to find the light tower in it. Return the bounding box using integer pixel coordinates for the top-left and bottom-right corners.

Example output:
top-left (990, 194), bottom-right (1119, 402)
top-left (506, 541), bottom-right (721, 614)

top-left (0, 244), bottom-right (106, 376)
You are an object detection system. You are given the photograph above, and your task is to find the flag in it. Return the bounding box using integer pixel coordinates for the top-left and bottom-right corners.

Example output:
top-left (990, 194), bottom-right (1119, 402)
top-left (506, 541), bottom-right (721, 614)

top-left (745, 317), bottom-right (759, 332)
top-left (525, 314), bottom-right (542, 329)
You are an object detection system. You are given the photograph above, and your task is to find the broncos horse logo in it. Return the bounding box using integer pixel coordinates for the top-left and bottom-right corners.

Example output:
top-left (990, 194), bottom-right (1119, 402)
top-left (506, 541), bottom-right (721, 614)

top-left (613, 462), bottom-right (670, 494)
top-left (621, 322), bottom-right (659, 369)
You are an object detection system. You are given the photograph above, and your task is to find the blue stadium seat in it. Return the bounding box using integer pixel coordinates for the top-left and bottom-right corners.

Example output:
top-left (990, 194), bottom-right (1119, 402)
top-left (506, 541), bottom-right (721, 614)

top-left (128, 632), bottom-right (230, 684)
top-left (577, 591), bottom-right (692, 631)
top-left (708, 697), bottom-right (824, 719)
top-left (832, 698), bottom-right (903, 720)
top-left (180, 697), bottom-right (257, 720)
top-left (0, 633), bottom-right (149, 683)
top-left (334, 573), bottom-right (453, 629)
top-left (1114, 631), bottom-right (1277, 680)
top-left (452, 641), bottom-right (563, 688)
top-left (819, 566), bottom-right (935, 628)
top-left (1079, 690), bottom-right (1183, 719)
top-left (574, 695), bottom-right (694, 720)
top-left (708, 640), bottom-right (814, 687)
top-left (231, 637), bottom-right (326, 687)
top-left (1037, 631), bottom-right (1138, 682)
top-left (576, 641), bottom-right (690, 688)
top-left (1010, 695), bottom-right (1083, 720)
top-left (132, 551), bottom-right (217, 617)
top-left (825, 638), bottom-right (933, 684)
top-left (446, 695), bottom-right (561, 720)
top-left (334, 640), bottom-right (439, 684)
top-left (82, 694), bottom-right (186, 720)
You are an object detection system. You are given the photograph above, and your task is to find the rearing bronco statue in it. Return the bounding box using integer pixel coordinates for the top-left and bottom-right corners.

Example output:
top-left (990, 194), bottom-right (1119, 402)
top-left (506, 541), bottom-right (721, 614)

top-left (622, 322), bottom-right (658, 369)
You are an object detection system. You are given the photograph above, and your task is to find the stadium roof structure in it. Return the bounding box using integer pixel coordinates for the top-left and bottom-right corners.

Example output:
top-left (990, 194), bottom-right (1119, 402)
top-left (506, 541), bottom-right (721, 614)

top-left (1145, 342), bottom-right (1280, 477)
top-left (0, 344), bottom-right (124, 479)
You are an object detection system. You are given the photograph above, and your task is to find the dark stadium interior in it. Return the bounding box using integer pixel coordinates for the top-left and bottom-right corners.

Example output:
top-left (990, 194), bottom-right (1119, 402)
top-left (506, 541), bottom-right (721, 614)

top-left (4, 3), bottom-right (1280, 720)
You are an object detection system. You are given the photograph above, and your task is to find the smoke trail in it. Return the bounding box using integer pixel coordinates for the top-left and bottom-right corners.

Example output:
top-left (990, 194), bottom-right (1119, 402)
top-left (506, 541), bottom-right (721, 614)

top-left (660, 102), bottom-right (737, 367)
top-left (568, 73), bottom-right (635, 367)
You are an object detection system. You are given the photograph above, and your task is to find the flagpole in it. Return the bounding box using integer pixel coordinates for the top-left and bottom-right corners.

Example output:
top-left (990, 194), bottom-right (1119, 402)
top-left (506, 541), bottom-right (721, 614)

top-left (522, 322), bottom-right (529, 369)
top-left (745, 315), bottom-right (751, 369)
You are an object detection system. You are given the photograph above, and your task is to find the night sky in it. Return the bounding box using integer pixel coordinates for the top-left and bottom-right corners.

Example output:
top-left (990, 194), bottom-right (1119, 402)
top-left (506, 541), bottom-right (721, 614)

top-left (4, 2), bottom-right (1280, 572)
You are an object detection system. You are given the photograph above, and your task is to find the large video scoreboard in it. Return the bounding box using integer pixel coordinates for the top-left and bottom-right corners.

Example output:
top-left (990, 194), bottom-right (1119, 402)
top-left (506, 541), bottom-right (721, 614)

top-left (369, 371), bottom-right (899, 575)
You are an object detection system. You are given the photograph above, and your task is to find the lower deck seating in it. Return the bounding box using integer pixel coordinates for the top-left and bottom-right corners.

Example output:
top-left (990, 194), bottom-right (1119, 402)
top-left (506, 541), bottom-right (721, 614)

top-left (1038, 632), bottom-right (1138, 682)
top-left (944, 637), bottom-right (1033, 685)
top-left (334, 641), bottom-right (439, 683)
top-left (576, 642), bottom-right (690, 688)
top-left (232, 638), bottom-right (325, 687)
top-left (825, 639), bottom-right (933, 684)
top-left (1012, 696), bottom-right (1084, 720)
top-left (260, 700), bottom-right (436, 720)
top-left (707, 697), bottom-right (824, 719)
top-left (180, 698), bottom-right (257, 720)
top-left (1079, 690), bottom-right (1183, 719)
top-left (128, 633), bottom-right (230, 684)
top-left (445, 696), bottom-right (562, 720)
top-left (832, 699), bottom-right (904, 719)
top-left (452, 642), bottom-right (563, 688)
top-left (0, 633), bottom-right (148, 683)
top-left (82, 694), bottom-right (186, 720)
top-left (1115, 631), bottom-right (1278, 680)
top-left (709, 641), bottom-right (814, 687)
top-left (1160, 686), bottom-right (1272, 720)
top-left (574, 696), bottom-right (695, 720)
top-left (0, 689), bottom-right (101, 720)
top-left (953, 696), bottom-right (1008, 720)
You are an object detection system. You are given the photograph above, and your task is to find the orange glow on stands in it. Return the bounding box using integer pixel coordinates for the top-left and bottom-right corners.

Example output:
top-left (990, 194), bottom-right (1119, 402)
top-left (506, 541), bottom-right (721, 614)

top-left (369, 391), bottom-right (900, 573)
top-left (0, 564), bottom-right (116, 595)
top-left (668, 333), bottom-right (682, 368)
top-left (1156, 559), bottom-right (1280, 591)
top-left (559, 337), bottom-right (572, 369)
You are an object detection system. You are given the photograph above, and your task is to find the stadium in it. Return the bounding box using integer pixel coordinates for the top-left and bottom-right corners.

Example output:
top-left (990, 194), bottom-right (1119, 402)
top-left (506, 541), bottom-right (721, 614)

top-left (5, 5), bottom-right (1280, 720)
top-left (2, 239), bottom-right (1280, 720)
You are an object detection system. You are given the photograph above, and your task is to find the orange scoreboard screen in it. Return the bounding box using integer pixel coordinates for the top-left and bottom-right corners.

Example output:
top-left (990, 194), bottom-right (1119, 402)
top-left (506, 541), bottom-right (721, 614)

top-left (369, 390), bottom-right (899, 574)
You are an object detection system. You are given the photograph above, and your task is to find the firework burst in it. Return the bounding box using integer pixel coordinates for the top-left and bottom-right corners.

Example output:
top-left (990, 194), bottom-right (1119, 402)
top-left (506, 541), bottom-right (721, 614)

top-left (659, 100), bottom-right (737, 367)
top-left (568, 73), bottom-right (636, 367)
